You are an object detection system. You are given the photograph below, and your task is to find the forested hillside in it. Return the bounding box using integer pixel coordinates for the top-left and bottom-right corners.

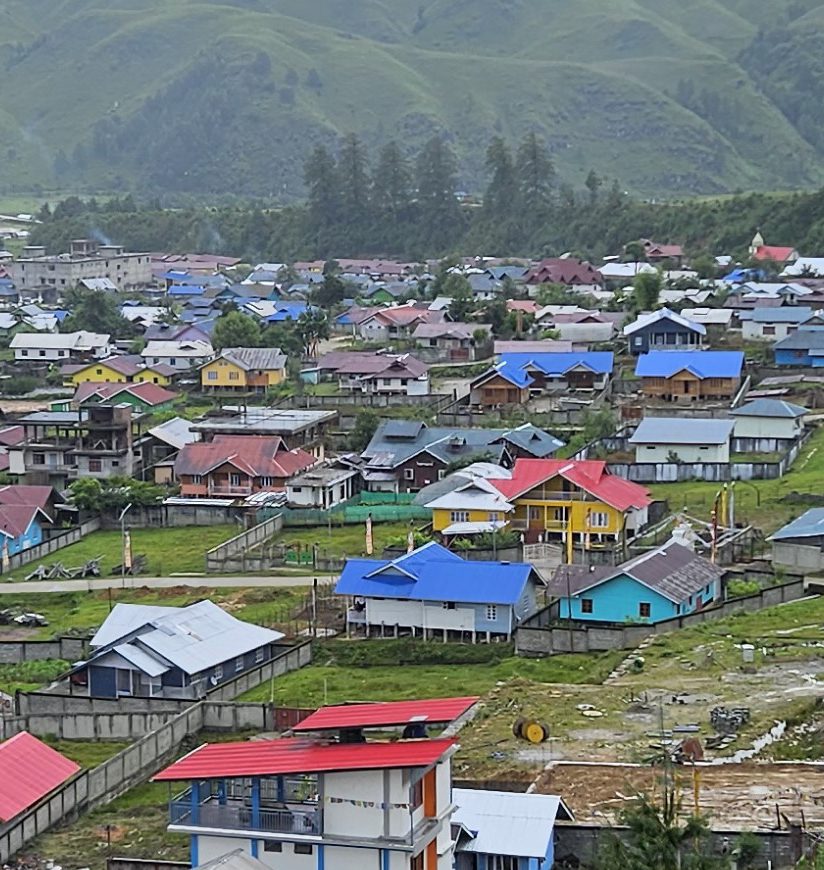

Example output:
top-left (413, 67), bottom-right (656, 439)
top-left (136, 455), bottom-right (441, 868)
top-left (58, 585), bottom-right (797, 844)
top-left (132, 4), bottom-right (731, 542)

top-left (3, 0), bottom-right (824, 197)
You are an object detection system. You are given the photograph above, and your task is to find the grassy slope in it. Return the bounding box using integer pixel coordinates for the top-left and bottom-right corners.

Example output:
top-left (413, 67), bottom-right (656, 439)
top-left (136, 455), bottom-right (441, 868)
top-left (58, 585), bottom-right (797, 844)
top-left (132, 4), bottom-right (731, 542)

top-left (0, 525), bottom-right (237, 582)
top-left (0, 0), bottom-right (822, 195)
top-left (650, 425), bottom-right (824, 535)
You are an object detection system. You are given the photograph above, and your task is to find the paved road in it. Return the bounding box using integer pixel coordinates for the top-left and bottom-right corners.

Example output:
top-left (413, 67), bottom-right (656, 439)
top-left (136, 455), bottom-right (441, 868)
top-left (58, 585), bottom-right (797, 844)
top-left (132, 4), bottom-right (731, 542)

top-left (0, 573), bottom-right (322, 594)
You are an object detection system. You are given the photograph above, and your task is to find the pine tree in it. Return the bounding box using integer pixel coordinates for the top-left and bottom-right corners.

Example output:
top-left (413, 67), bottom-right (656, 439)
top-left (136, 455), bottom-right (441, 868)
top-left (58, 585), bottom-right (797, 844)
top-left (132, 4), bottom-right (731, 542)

top-left (414, 136), bottom-right (464, 252)
top-left (371, 141), bottom-right (413, 250)
top-left (337, 133), bottom-right (370, 250)
top-left (303, 144), bottom-right (340, 251)
top-left (515, 132), bottom-right (555, 240)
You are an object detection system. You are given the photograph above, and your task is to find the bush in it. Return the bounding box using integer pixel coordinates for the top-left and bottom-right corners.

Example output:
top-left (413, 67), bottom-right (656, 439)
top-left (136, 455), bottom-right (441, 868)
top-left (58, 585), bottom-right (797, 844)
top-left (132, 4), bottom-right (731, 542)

top-left (727, 578), bottom-right (761, 599)
top-left (315, 638), bottom-right (514, 667)
top-left (0, 375), bottom-right (39, 395)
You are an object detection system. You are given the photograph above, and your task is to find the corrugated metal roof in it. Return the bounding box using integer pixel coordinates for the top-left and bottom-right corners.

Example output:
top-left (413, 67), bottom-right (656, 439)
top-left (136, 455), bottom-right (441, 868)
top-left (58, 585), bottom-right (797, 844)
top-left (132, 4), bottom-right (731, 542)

top-left (731, 398), bottom-right (808, 418)
top-left (635, 351), bottom-right (744, 379)
top-left (197, 849), bottom-right (270, 870)
top-left (91, 603), bottom-right (184, 648)
top-left (0, 732), bottom-right (80, 822)
top-left (452, 788), bottom-right (570, 858)
top-left (629, 417), bottom-right (734, 445)
top-left (770, 508), bottom-right (824, 541)
top-left (623, 308), bottom-right (706, 336)
top-left (153, 737), bottom-right (456, 780)
top-left (114, 642), bottom-right (169, 677)
top-left (293, 698), bottom-right (478, 732)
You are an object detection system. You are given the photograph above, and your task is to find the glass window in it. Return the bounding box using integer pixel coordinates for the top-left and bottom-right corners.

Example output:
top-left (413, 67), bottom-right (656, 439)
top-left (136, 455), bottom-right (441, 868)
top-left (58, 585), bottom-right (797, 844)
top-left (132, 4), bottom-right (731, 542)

top-left (639, 602), bottom-right (651, 618)
top-left (89, 458), bottom-right (102, 473)
top-left (207, 371), bottom-right (218, 380)
top-left (255, 648), bottom-right (265, 664)
top-left (590, 511), bottom-right (609, 528)
top-left (294, 844), bottom-right (313, 855)
top-left (235, 656), bottom-right (244, 672)
top-left (214, 663), bottom-right (223, 680)
top-left (581, 598), bottom-right (593, 614)
top-left (450, 511), bottom-right (469, 523)
top-left (404, 468), bottom-right (415, 480)
top-left (486, 604), bottom-right (497, 621)
top-left (263, 842), bottom-right (282, 853)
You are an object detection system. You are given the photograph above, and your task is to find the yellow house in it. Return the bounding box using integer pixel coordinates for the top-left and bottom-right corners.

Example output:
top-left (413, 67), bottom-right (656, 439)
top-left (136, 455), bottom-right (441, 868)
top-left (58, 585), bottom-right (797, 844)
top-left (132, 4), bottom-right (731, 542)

top-left (200, 347), bottom-right (287, 392)
top-left (66, 355), bottom-right (175, 387)
top-left (427, 459), bottom-right (652, 560)
top-left (425, 479), bottom-right (514, 533)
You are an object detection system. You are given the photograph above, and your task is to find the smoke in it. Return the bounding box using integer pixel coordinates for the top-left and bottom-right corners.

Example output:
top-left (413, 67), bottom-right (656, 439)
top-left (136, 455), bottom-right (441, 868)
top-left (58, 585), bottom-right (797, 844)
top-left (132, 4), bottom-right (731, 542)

top-left (89, 226), bottom-right (113, 246)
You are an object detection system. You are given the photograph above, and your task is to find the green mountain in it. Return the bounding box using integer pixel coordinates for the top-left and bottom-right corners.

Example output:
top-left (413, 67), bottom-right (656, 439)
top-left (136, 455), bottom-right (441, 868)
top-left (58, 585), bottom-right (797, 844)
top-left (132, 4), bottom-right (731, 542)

top-left (2, 0), bottom-right (824, 198)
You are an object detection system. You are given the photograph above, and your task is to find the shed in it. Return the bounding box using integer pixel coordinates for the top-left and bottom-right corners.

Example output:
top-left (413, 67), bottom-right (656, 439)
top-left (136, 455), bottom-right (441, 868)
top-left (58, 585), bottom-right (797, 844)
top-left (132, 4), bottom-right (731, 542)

top-left (628, 417), bottom-right (734, 463)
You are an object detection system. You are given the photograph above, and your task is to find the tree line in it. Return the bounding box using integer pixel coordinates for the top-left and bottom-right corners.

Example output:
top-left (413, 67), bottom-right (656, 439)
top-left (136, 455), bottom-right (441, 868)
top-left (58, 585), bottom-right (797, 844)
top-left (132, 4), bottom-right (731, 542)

top-left (27, 133), bottom-right (824, 263)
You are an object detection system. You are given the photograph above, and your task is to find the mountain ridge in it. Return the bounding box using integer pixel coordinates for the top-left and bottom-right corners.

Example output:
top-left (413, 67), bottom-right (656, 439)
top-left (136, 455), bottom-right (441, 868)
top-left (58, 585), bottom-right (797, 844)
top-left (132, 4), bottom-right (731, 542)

top-left (1, 0), bottom-right (823, 197)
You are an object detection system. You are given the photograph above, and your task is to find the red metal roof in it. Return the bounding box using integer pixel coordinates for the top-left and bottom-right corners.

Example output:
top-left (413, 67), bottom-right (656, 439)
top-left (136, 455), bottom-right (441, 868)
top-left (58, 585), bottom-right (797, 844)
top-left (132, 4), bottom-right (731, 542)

top-left (153, 737), bottom-right (456, 781)
top-left (754, 245), bottom-right (796, 263)
top-left (490, 459), bottom-right (651, 511)
top-left (0, 732), bottom-right (80, 822)
top-left (292, 697), bottom-right (479, 732)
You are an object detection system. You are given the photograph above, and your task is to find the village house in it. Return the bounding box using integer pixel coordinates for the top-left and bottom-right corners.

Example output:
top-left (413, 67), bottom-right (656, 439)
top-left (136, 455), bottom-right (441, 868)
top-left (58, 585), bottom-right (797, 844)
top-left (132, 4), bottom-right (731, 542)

top-left (679, 307), bottom-right (734, 337)
top-left (285, 460), bottom-right (361, 509)
top-left (360, 420), bottom-right (564, 493)
top-left (481, 458), bottom-right (651, 553)
top-left (0, 485), bottom-right (53, 558)
top-left (426, 477), bottom-right (514, 536)
top-left (0, 733), bottom-right (80, 824)
top-left (771, 509), bottom-right (824, 573)
top-left (730, 398), bottom-right (807, 451)
top-left (200, 347), bottom-right (287, 393)
top-left (411, 322), bottom-right (489, 362)
top-left (724, 281), bottom-right (812, 309)
top-left (9, 239), bottom-right (152, 291)
top-left (639, 239), bottom-right (684, 266)
top-left (773, 328), bottom-right (824, 367)
top-left (356, 304), bottom-right (444, 342)
top-left (139, 416), bottom-right (199, 485)
top-left (72, 600), bottom-right (284, 699)
top-left (469, 352), bottom-right (613, 407)
top-left (142, 338), bottom-right (215, 371)
top-left (9, 405), bottom-right (137, 487)
top-left (548, 540), bottom-right (723, 623)
top-left (64, 354), bottom-right (176, 387)
top-left (70, 381), bottom-right (178, 413)
top-left (453, 789), bottom-right (573, 870)
top-left (337, 542), bottom-right (543, 641)
top-left (191, 407), bottom-right (336, 456)
top-left (538, 309), bottom-right (618, 343)
top-left (154, 702), bottom-right (460, 869)
top-left (318, 351), bottom-right (431, 396)
top-left (741, 307), bottom-right (822, 341)
top-left (174, 434), bottom-right (315, 498)
top-left (623, 308), bottom-right (706, 354)
top-left (628, 417), bottom-right (734, 463)
top-left (524, 257), bottom-right (604, 292)
top-left (11, 330), bottom-right (112, 362)
top-left (748, 232), bottom-right (799, 266)
top-left (634, 350), bottom-right (744, 401)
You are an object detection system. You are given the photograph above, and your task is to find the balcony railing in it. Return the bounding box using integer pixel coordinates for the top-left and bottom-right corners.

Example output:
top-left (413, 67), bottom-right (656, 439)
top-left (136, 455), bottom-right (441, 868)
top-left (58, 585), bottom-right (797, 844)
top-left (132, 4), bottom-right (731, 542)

top-left (170, 799), bottom-right (320, 835)
top-left (208, 484), bottom-right (254, 496)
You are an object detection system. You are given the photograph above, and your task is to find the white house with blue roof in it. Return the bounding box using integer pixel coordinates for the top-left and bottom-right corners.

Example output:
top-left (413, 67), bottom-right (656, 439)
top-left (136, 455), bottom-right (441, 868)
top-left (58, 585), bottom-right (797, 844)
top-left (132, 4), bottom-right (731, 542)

top-left (336, 542), bottom-right (543, 641)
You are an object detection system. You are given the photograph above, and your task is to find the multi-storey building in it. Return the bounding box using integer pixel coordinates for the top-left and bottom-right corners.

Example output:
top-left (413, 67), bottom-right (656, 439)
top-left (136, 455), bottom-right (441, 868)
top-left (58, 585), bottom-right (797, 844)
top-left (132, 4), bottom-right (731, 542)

top-left (9, 239), bottom-right (152, 291)
top-left (154, 698), bottom-right (474, 870)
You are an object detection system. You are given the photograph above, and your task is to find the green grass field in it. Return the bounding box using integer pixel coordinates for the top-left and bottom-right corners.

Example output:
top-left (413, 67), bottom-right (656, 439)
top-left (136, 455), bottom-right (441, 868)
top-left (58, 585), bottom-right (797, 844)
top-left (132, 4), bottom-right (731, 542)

top-left (1, 525), bottom-right (238, 582)
top-left (274, 521), bottom-right (417, 559)
top-left (0, 659), bottom-right (69, 694)
top-left (651, 426), bottom-right (824, 534)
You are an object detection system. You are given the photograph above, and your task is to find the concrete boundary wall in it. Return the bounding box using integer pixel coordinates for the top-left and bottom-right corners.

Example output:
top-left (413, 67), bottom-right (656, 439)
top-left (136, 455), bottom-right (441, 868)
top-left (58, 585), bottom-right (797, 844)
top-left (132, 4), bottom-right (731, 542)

top-left (0, 518), bottom-right (101, 575)
top-left (3, 643), bottom-right (312, 740)
top-left (0, 636), bottom-right (88, 665)
top-left (516, 578), bottom-right (807, 656)
top-left (205, 514), bottom-right (283, 573)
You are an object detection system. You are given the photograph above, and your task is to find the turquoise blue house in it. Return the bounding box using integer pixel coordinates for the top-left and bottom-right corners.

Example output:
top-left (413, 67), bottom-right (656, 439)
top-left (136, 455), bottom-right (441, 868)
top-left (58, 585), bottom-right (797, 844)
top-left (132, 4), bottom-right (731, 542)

top-left (774, 328), bottom-right (824, 367)
top-left (548, 542), bottom-right (723, 624)
top-left (0, 504), bottom-right (48, 556)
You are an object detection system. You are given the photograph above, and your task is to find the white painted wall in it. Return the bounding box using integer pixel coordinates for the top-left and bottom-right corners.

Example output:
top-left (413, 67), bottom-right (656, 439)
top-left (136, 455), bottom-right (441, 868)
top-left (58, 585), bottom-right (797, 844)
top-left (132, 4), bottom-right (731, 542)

top-left (366, 598), bottom-right (476, 632)
top-left (733, 415), bottom-right (801, 440)
top-left (634, 441), bottom-right (730, 463)
top-left (742, 321), bottom-right (798, 341)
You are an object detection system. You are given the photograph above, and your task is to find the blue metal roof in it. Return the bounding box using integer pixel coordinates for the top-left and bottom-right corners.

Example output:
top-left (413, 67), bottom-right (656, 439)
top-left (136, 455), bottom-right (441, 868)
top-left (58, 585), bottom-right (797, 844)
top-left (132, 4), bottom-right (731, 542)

top-left (168, 284), bottom-right (206, 296)
top-left (771, 508), bottom-right (824, 541)
top-left (266, 302), bottom-right (311, 322)
top-left (731, 398), bottom-right (807, 418)
top-left (335, 542), bottom-right (535, 605)
top-left (635, 350), bottom-right (743, 379)
top-left (495, 352), bottom-right (614, 387)
top-left (751, 307), bottom-right (813, 323)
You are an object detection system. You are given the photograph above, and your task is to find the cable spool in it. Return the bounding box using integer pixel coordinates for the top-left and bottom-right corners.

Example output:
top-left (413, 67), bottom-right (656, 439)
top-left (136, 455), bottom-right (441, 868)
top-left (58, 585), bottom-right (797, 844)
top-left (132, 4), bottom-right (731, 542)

top-left (513, 718), bottom-right (549, 743)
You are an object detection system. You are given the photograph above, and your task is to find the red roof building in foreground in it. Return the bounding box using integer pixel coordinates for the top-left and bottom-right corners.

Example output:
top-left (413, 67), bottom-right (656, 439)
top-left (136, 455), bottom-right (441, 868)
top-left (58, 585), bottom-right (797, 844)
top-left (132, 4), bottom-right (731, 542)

top-left (292, 696), bottom-right (479, 732)
top-left (0, 732), bottom-right (80, 822)
top-left (154, 736), bottom-right (458, 869)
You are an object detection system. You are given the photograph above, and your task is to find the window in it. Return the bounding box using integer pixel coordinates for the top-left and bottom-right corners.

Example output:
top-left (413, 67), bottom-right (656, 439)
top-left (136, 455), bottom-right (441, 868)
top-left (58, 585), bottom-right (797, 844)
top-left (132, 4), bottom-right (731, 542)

top-left (529, 506), bottom-right (542, 521)
top-left (486, 604), bottom-right (497, 621)
top-left (489, 512), bottom-right (500, 522)
top-left (490, 857), bottom-right (518, 870)
top-left (763, 325), bottom-right (776, 336)
top-left (207, 371), bottom-right (218, 381)
top-left (293, 844), bottom-right (313, 855)
top-left (214, 663), bottom-right (223, 680)
top-left (442, 602), bottom-right (456, 610)
top-left (404, 468), bottom-right (415, 481)
top-left (111, 460), bottom-right (119, 467)
top-left (228, 371), bottom-right (239, 381)
top-left (581, 598), bottom-right (593, 614)
top-left (96, 368), bottom-right (103, 375)
top-left (263, 842), bottom-right (282, 853)
top-left (260, 476), bottom-right (274, 486)
top-left (191, 475), bottom-right (202, 485)
top-left (437, 469), bottom-right (445, 480)
top-left (20, 349), bottom-right (27, 356)
top-left (411, 776), bottom-right (423, 809)
top-left (39, 350), bottom-right (46, 357)
top-left (89, 458), bottom-right (102, 473)
top-left (255, 648), bottom-right (265, 664)
top-left (235, 656), bottom-right (244, 672)
top-left (292, 486), bottom-right (302, 492)
top-left (639, 602), bottom-right (651, 618)
top-left (411, 853), bottom-right (424, 870)
top-left (590, 512), bottom-right (609, 529)
top-left (450, 510), bottom-right (469, 523)
top-left (230, 473), bottom-right (242, 486)
top-left (32, 453), bottom-right (45, 465)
